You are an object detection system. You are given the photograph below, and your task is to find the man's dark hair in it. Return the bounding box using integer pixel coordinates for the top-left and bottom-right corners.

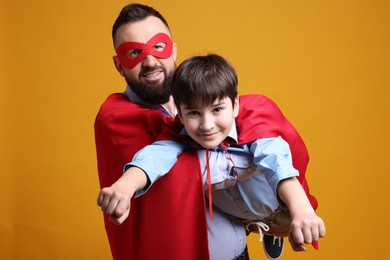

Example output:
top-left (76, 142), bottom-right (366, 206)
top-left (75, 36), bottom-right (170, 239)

top-left (172, 54), bottom-right (238, 110)
top-left (112, 3), bottom-right (170, 46)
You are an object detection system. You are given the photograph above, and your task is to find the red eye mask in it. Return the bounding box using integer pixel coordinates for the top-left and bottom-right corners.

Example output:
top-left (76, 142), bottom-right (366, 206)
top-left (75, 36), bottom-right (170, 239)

top-left (116, 33), bottom-right (173, 70)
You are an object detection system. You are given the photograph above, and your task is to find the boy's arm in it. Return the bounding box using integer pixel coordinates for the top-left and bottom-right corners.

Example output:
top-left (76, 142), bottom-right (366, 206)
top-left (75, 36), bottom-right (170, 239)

top-left (97, 167), bottom-right (147, 225)
top-left (126, 140), bottom-right (188, 196)
top-left (97, 139), bottom-right (188, 225)
top-left (250, 136), bottom-right (300, 195)
top-left (277, 177), bottom-right (326, 251)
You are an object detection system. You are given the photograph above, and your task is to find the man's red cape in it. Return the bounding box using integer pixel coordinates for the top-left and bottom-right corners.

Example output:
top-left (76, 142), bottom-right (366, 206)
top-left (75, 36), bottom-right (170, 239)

top-left (95, 93), bottom-right (318, 260)
top-left (237, 94), bottom-right (318, 209)
top-left (95, 93), bottom-right (209, 260)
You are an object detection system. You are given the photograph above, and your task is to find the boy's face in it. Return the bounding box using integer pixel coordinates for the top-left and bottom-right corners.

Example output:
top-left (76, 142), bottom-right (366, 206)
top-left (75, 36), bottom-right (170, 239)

top-left (179, 96), bottom-right (239, 149)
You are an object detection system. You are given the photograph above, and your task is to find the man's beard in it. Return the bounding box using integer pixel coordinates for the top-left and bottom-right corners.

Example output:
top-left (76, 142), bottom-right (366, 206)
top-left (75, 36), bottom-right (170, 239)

top-left (125, 65), bottom-right (174, 105)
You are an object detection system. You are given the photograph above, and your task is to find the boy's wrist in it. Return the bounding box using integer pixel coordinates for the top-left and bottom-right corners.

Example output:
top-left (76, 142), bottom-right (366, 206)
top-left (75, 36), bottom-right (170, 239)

top-left (111, 181), bottom-right (136, 198)
top-left (278, 177), bottom-right (315, 217)
top-left (289, 203), bottom-right (315, 219)
top-left (119, 167), bottom-right (148, 195)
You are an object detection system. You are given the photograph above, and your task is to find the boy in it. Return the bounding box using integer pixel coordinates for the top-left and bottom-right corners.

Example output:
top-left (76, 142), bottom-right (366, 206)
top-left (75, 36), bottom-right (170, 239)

top-left (98, 54), bottom-right (325, 259)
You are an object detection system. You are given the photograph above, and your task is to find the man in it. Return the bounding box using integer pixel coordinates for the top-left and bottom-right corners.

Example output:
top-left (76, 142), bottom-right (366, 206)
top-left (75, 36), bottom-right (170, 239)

top-left (94, 4), bottom-right (248, 260)
top-left (98, 53), bottom-right (324, 259)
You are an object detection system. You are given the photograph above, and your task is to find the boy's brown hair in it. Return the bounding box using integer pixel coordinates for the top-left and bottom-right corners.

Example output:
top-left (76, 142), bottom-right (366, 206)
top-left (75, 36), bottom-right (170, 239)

top-left (171, 54), bottom-right (238, 111)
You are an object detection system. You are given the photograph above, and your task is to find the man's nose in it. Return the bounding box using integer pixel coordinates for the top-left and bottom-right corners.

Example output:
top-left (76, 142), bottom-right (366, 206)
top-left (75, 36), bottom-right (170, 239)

top-left (141, 55), bottom-right (158, 68)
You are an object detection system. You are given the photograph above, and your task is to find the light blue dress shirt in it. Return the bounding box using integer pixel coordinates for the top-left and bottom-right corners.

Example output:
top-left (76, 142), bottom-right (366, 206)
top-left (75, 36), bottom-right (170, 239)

top-left (126, 121), bottom-right (299, 221)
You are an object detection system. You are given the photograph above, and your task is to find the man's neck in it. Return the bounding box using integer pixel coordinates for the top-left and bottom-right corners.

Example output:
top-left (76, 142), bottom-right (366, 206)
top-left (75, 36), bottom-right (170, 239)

top-left (124, 85), bottom-right (176, 117)
top-left (161, 96), bottom-right (176, 117)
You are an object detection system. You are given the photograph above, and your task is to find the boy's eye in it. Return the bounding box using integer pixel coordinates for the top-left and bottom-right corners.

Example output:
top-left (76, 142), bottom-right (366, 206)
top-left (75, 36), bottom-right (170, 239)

top-left (187, 111), bottom-right (199, 116)
top-left (213, 107), bottom-right (223, 113)
top-left (127, 49), bottom-right (142, 58)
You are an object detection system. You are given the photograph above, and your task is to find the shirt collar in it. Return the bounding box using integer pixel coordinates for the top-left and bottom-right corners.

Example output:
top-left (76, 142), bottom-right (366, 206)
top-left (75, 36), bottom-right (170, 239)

top-left (180, 120), bottom-right (238, 145)
top-left (124, 85), bottom-right (176, 117)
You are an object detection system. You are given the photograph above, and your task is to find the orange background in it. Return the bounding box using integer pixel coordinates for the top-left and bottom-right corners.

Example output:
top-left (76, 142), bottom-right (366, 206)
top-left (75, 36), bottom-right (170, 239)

top-left (1, 0), bottom-right (389, 259)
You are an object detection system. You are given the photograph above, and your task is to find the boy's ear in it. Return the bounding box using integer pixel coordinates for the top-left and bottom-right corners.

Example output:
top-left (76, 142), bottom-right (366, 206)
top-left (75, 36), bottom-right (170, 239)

top-left (178, 111), bottom-right (184, 125)
top-left (233, 97), bottom-right (240, 118)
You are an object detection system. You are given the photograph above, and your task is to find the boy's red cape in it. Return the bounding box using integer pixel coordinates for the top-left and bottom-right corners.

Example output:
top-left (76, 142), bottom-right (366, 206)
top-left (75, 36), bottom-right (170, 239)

top-left (95, 93), bottom-right (318, 260)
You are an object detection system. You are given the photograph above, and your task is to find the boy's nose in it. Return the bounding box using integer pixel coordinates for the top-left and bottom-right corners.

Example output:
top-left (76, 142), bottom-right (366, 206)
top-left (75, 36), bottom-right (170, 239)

top-left (200, 116), bottom-right (215, 131)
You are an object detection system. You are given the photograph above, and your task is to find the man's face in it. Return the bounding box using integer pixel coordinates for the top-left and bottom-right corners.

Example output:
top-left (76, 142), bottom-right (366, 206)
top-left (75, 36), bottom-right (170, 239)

top-left (113, 16), bottom-right (177, 105)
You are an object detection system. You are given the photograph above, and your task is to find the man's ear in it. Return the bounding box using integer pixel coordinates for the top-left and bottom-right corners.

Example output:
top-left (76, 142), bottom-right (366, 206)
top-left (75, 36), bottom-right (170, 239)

top-left (172, 42), bottom-right (177, 61)
top-left (113, 56), bottom-right (125, 77)
top-left (233, 97), bottom-right (240, 118)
